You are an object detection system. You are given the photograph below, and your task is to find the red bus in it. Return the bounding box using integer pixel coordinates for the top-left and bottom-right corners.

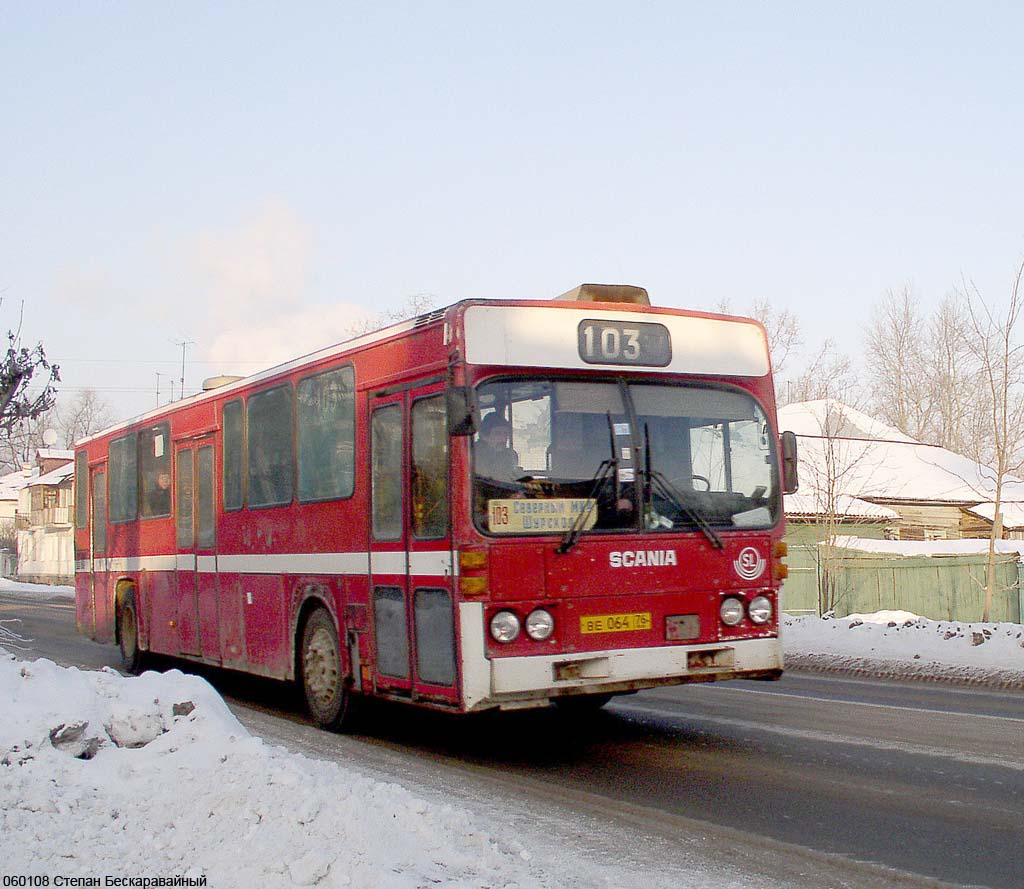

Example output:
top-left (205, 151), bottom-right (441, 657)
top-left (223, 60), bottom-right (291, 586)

top-left (74, 283), bottom-right (798, 729)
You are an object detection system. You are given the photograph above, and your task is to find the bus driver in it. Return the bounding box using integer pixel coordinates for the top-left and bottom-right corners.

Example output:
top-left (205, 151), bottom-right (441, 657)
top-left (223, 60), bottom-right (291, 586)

top-left (475, 413), bottom-right (522, 484)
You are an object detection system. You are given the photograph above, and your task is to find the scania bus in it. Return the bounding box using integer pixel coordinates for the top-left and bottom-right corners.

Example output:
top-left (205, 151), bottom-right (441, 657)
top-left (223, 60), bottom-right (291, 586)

top-left (74, 283), bottom-right (798, 729)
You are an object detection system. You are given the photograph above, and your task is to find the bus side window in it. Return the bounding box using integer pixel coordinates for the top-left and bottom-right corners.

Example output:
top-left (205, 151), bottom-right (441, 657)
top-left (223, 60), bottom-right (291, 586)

top-left (223, 400), bottom-right (244, 510)
top-left (247, 385), bottom-right (295, 508)
top-left (297, 366), bottom-right (355, 502)
top-left (139, 423), bottom-right (171, 518)
top-left (108, 433), bottom-right (138, 523)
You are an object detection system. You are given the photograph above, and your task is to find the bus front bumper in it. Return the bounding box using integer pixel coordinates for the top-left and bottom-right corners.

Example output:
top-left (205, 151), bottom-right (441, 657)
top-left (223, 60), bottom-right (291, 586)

top-left (458, 603), bottom-right (783, 712)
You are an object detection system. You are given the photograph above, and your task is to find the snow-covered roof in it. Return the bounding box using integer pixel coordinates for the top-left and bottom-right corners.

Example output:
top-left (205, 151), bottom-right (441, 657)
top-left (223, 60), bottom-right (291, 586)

top-left (964, 502), bottom-right (1024, 530)
top-left (778, 400), bottom-right (1024, 505)
top-left (785, 492), bottom-right (899, 520)
top-left (830, 535), bottom-right (1024, 558)
top-left (0, 467), bottom-right (37, 500)
top-left (27, 462), bottom-right (74, 488)
top-left (36, 448), bottom-right (73, 461)
top-left (778, 399), bottom-right (919, 443)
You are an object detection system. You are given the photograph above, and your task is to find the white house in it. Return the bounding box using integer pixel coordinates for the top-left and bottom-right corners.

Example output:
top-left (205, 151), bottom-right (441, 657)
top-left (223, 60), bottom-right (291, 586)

top-left (0, 466), bottom-right (36, 576)
top-left (15, 449), bottom-right (75, 585)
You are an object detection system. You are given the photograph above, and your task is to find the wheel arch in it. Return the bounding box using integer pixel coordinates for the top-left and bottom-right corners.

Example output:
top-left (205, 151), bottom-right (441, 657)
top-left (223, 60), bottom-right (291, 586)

top-left (291, 585), bottom-right (341, 683)
top-left (113, 577), bottom-right (138, 646)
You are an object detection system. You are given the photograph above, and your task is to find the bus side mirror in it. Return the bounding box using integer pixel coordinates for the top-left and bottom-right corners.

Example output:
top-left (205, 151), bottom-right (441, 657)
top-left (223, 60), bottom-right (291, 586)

top-left (447, 386), bottom-right (477, 436)
top-left (780, 431), bottom-right (799, 494)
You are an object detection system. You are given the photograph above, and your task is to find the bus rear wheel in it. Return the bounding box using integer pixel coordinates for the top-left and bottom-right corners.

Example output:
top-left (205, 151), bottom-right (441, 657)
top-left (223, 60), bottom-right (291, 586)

top-left (118, 590), bottom-right (148, 675)
top-left (300, 608), bottom-right (357, 731)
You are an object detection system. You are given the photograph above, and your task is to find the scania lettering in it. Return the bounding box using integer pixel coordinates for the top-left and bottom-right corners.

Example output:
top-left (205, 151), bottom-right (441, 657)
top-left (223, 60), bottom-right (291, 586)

top-left (609, 550), bottom-right (679, 568)
top-left (74, 282), bottom-right (797, 729)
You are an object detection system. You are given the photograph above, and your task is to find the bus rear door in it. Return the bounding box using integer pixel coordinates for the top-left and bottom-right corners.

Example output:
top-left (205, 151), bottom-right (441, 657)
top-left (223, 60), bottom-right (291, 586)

top-left (174, 439), bottom-right (218, 659)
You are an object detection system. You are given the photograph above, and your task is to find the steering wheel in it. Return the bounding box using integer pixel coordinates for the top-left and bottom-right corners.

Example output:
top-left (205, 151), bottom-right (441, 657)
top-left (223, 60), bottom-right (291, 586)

top-left (666, 474), bottom-right (711, 492)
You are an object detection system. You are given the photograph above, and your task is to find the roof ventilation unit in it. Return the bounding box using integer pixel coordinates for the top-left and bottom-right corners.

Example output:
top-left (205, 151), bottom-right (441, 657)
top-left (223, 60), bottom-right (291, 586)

top-left (202, 375), bottom-right (245, 391)
top-left (553, 283), bottom-right (650, 306)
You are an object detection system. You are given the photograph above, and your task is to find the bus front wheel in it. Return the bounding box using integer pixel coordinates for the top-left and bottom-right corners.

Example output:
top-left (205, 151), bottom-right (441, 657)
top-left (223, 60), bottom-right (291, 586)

top-left (300, 608), bottom-right (357, 731)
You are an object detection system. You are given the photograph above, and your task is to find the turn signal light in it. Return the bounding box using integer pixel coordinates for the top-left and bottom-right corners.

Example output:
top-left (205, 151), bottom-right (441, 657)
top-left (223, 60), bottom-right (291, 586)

top-left (460, 576), bottom-right (488, 597)
top-left (774, 540), bottom-right (788, 558)
top-left (774, 563), bottom-right (789, 580)
top-left (459, 549), bottom-right (487, 572)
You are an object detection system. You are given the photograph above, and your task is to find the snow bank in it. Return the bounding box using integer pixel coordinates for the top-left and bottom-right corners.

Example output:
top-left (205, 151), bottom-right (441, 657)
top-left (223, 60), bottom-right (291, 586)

top-left (783, 612), bottom-right (1024, 688)
top-left (0, 656), bottom-right (548, 888)
top-left (0, 577), bottom-right (74, 598)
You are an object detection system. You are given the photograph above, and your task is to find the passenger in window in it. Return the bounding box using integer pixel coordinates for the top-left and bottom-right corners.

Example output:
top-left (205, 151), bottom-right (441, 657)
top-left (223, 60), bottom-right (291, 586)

top-left (474, 413), bottom-right (521, 484)
top-left (147, 471), bottom-right (171, 516)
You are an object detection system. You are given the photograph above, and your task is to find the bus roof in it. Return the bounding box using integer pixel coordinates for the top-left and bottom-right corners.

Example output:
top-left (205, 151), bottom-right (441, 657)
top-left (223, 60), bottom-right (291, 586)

top-left (76, 292), bottom-right (768, 447)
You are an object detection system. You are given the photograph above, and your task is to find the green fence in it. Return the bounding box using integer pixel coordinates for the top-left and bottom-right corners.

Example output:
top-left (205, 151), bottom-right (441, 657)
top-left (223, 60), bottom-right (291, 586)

top-left (781, 545), bottom-right (1022, 623)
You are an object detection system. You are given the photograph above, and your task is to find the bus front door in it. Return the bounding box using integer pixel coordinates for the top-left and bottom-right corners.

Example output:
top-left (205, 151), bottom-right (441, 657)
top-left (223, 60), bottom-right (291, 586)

top-left (368, 384), bottom-right (457, 704)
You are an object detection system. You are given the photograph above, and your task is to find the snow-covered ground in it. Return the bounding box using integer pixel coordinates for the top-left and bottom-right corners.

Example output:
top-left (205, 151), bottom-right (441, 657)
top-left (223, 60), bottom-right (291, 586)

top-left (1, 655), bottom-right (563, 888)
top-left (783, 610), bottom-right (1024, 689)
top-left (1, 580), bottom-right (1022, 887)
top-left (0, 577), bottom-right (75, 598)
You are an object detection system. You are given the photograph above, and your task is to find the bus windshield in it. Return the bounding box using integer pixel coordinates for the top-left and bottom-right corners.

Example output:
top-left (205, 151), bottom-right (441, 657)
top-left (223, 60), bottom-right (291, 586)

top-left (472, 379), bottom-right (780, 537)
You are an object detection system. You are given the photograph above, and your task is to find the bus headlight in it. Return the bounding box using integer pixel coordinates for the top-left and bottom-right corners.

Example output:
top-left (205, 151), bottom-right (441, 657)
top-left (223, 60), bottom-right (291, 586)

top-left (490, 610), bottom-right (521, 643)
top-left (719, 597), bottom-right (744, 627)
top-left (525, 609), bottom-right (554, 641)
top-left (748, 595), bottom-right (773, 625)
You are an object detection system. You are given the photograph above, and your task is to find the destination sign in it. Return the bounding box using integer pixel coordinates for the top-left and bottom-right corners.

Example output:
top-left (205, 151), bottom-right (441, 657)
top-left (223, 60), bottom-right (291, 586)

top-left (577, 320), bottom-right (672, 367)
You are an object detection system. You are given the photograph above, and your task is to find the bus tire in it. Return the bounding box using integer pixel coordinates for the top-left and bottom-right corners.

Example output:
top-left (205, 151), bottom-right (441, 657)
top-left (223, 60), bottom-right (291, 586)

top-left (118, 590), bottom-right (148, 675)
top-left (300, 608), bottom-right (356, 731)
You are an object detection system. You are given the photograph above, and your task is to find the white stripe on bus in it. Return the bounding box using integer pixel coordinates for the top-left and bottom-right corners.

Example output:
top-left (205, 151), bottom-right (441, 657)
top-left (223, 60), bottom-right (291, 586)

top-left (76, 550), bottom-right (453, 576)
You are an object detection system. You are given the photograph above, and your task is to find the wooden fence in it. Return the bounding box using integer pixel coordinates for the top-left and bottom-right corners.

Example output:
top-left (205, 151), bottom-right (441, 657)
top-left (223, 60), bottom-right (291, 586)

top-left (782, 544), bottom-right (1023, 623)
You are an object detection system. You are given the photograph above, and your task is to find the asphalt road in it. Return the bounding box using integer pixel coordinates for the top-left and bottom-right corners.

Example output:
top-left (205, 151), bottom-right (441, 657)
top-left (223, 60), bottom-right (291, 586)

top-left (5, 591), bottom-right (1023, 889)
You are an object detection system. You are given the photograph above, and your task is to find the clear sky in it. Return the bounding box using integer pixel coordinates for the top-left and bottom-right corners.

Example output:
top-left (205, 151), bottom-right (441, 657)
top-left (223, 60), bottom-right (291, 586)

top-left (4, 2), bottom-right (1024, 423)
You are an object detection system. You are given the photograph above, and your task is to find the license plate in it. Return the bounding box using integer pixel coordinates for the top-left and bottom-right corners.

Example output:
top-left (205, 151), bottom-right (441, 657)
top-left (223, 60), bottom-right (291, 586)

top-left (580, 612), bottom-right (653, 635)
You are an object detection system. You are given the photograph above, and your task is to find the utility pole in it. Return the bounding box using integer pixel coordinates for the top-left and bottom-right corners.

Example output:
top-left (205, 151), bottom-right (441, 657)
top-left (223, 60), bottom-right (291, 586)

top-left (172, 338), bottom-right (195, 400)
top-left (156, 372), bottom-right (164, 406)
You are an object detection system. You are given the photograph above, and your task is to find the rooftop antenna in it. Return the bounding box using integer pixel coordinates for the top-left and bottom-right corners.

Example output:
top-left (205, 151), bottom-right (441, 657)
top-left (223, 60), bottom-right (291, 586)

top-left (172, 338), bottom-right (195, 400)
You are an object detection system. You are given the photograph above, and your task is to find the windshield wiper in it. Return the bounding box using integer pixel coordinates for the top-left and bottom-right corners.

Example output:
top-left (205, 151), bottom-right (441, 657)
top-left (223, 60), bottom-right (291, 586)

top-left (556, 413), bottom-right (618, 554)
top-left (642, 423), bottom-right (723, 550)
top-left (555, 458), bottom-right (616, 554)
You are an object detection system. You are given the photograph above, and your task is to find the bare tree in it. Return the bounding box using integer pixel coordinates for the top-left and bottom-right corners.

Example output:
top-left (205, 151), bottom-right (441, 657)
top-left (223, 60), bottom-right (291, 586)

top-left (56, 389), bottom-right (114, 447)
top-left (0, 409), bottom-right (55, 474)
top-left (960, 260), bottom-right (1024, 621)
top-left (0, 519), bottom-right (16, 553)
top-left (345, 293), bottom-right (438, 338)
top-left (925, 293), bottom-right (986, 455)
top-left (781, 339), bottom-right (859, 406)
top-left (0, 308), bottom-right (59, 435)
top-left (778, 337), bottom-right (880, 613)
top-left (864, 285), bottom-right (932, 440)
top-left (811, 404), bottom-right (863, 615)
